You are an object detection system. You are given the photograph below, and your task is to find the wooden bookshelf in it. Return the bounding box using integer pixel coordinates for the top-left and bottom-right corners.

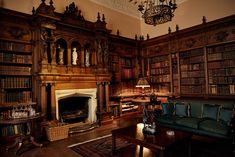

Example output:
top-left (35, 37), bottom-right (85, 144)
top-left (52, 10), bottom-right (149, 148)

top-left (0, 40), bottom-right (33, 105)
top-left (207, 42), bottom-right (235, 96)
top-left (179, 48), bottom-right (205, 96)
top-left (0, 39), bottom-right (36, 142)
top-left (150, 55), bottom-right (171, 93)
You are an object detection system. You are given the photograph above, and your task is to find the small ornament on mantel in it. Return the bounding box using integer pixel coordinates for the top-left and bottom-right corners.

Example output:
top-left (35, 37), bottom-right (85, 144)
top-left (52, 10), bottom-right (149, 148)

top-left (147, 34), bottom-right (149, 40)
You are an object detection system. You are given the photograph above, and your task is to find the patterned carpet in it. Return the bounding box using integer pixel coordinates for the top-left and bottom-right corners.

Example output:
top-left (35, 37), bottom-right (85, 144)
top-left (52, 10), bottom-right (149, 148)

top-left (69, 135), bottom-right (133, 157)
top-left (69, 134), bottom-right (234, 157)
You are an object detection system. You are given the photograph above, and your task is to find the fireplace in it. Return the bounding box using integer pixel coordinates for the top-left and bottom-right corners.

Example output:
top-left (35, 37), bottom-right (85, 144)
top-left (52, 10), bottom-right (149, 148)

top-left (55, 88), bottom-right (97, 124)
top-left (59, 96), bottom-right (89, 123)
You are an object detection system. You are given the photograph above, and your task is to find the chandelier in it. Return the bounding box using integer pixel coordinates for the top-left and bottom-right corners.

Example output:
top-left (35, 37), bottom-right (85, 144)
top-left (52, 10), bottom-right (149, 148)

top-left (131, 0), bottom-right (177, 26)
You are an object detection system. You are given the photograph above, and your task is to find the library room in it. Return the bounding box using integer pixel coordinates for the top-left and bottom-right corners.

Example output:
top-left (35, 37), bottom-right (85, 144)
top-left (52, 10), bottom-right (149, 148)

top-left (0, 0), bottom-right (235, 157)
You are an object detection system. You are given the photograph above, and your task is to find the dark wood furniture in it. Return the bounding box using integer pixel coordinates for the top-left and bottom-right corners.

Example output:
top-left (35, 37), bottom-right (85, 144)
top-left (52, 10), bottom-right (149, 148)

top-left (0, 114), bottom-right (43, 155)
top-left (112, 123), bottom-right (192, 157)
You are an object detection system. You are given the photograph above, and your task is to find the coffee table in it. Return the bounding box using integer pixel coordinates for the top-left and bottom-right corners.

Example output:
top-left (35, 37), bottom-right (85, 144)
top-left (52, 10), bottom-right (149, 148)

top-left (112, 123), bottom-right (192, 157)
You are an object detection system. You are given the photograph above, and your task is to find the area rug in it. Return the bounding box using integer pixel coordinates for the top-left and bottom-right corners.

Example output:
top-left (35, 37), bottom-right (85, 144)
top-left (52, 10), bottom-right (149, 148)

top-left (69, 134), bottom-right (133, 157)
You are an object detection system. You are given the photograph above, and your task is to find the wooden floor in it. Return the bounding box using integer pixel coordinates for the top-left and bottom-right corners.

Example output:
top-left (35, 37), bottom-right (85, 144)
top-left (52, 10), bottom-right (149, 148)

top-left (0, 115), bottom-right (234, 157)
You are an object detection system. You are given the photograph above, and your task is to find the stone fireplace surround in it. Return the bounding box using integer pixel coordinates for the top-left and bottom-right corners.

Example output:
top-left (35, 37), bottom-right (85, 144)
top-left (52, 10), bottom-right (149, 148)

top-left (55, 88), bottom-right (97, 124)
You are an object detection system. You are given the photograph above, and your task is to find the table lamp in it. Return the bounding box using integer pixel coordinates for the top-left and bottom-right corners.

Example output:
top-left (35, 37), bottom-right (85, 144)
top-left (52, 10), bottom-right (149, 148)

top-left (136, 77), bottom-right (150, 99)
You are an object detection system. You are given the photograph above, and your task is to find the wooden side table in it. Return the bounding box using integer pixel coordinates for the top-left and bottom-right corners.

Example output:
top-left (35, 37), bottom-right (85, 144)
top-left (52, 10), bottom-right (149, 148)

top-left (0, 114), bottom-right (44, 155)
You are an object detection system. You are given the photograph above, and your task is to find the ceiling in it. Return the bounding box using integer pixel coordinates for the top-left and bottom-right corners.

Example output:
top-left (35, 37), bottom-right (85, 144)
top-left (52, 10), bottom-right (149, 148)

top-left (89, 0), bottom-right (188, 19)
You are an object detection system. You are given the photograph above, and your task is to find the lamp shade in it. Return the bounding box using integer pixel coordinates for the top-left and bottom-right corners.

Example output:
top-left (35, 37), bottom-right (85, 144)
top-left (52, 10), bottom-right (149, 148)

top-left (136, 77), bottom-right (150, 88)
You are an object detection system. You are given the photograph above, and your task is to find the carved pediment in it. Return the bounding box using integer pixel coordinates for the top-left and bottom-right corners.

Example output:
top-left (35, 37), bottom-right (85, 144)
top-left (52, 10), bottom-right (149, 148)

top-left (35, 0), bottom-right (55, 17)
top-left (63, 2), bottom-right (85, 21)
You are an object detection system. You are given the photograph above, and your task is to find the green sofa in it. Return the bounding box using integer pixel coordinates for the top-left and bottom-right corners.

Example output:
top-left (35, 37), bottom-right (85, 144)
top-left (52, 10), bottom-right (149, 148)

top-left (156, 98), bottom-right (235, 139)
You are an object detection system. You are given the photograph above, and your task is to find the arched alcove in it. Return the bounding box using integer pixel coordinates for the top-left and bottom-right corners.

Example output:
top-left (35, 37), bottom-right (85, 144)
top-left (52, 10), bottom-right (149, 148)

top-left (84, 43), bottom-right (92, 67)
top-left (56, 38), bottom-right (68, 65)
top-left (71, 41), bottom-right (82, 66)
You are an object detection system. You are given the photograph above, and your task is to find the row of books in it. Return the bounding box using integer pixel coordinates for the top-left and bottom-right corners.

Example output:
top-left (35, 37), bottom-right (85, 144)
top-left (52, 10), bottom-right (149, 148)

top-left (181, 85), bottom-right (204, 94)
top-left (181, 78), bottom-right (205, 85)
top-left (0, 91), bottom-right (32, 103)
top-left (209, 84), bottom-right (235, 95)
top-left (121, 69), bottom-right (135, 79)
top-left (209, 59), bottom-right (235, 68)
top-left (0, 77), bottom-right (32, 88)
top-left (0, 66), bottom-right (31, 75)
top-left (209, 76), bottom-right (235, 84)
top-left (0, 52), bottom-right (32, 64)
top-left (0, 123), bottom-right (31, 137)
top-left (120, 58), bottom-right (132, 67)
top-left (207, 43), bottom-right (235, 53)
top-left (110, 63), bottom-right (119, 72)
top-left (179, 48), bottom-right (204, 58)
top-left (208, 68), bottom-right (235, 76)
top-left (0, 41), bottom-right (32, 52)
top-left (151, 75), bottom-right (170, 83)
top-left (150, 67), bottom-right (170, 75)
top-left (180, 63), bottom-right (204, 71)
top-left (181, 71), bottom-right (205, 78)
top-left (111, 55), bottom-right (119, 63)
top-left (150, 60), bottom-right (169, 68)
top-left (150, 55), bottom-right (168, 63)
top-left (180, 55), bottom-right (204, 64)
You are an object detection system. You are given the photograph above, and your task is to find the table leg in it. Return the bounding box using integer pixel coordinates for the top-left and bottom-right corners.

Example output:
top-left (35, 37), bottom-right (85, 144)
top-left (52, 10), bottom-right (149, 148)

top-left (159, 150), bottom-right (164, 157)
top-left (139, 146), bottom-right (143, 157)
top-left (30, 136), bottom-right (43, 147)
top-left (6, 136), bottom-right (21, 152)
top-left (112, 133), bottom-right (116, 156)
top-left (188, 140), bottom-right (191, 157)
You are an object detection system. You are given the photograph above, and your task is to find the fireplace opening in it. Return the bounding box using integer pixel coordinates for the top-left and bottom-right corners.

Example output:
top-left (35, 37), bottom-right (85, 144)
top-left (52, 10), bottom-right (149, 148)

top-left (58, 96), bottom-right (90, 123)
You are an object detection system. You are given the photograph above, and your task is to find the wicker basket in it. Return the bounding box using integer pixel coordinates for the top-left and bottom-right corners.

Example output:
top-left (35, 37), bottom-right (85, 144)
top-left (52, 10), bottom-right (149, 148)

top-left (46, 124), bottom-right (69, 141)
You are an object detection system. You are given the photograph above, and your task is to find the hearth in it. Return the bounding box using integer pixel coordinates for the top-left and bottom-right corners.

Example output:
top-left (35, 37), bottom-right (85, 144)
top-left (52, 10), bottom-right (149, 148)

top-left (59, 96), bottom-right (89, 123)
top-left (55, 88), bottom-right (97, 124)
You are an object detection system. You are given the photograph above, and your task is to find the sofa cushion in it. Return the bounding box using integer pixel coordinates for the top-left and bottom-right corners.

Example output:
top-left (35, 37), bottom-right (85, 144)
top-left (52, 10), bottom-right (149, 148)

top-left (219, 107), bottom-right (233, 125)
top-left (175, 103), bottom-right (189, 117)
top-left (161, 103), bottom-right (174, 116)
top-left (175, 117), bottom-right (201, 129)
top-left (157, 115), bottom-right (176, 124)
top-left (202, 104), bottom-right (220, 120)
top-left (199, 119), bottom-right (228, 136)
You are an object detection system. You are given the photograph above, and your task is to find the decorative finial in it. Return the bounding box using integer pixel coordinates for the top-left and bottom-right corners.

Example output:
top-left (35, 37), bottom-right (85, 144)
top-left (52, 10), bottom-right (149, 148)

top-left (176, 24), bottom-right (179, 32)
top-left (50, 0), bottom-right (53, 6)
top-left (97, 12), bottom-right (101, 22)
top-left (135, 34), bottom-right (138, 40)
top-left (117, 30), bottom-right (120, 36)
top-left (102, 14), bottom-right (106, 22)
top-left (202, 16), bottom-right (206, 24)
top-left (32, 7), bottom-right (35, 15)
top-left (168, 27), bottom-right (171, 34)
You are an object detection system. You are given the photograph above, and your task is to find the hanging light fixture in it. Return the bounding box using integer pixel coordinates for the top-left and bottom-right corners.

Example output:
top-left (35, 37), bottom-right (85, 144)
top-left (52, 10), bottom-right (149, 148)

top-left (131, 0), bottom-right (177, 26)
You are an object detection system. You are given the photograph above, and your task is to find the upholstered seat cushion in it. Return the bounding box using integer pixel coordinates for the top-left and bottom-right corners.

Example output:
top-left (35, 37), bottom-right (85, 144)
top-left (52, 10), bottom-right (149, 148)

top-left (199, 119), bottom-right (228, 136)
top-left (175, 117), bottom-right (202, 129)
top-left (157, 115), bottom-right (176, 124)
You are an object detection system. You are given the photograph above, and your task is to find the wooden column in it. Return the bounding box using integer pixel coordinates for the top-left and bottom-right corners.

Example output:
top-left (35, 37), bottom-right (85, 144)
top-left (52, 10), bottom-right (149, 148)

top-left (40, 82), bottom-right (47, 116)
top-left (50, 82), bottom-right (56, 120)
top-left (67, 45), bottom-right (71, 66)
top-left (81, 46), bottom-right (85, 67)
top-left (105, 82), bottom-right (110, 112)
